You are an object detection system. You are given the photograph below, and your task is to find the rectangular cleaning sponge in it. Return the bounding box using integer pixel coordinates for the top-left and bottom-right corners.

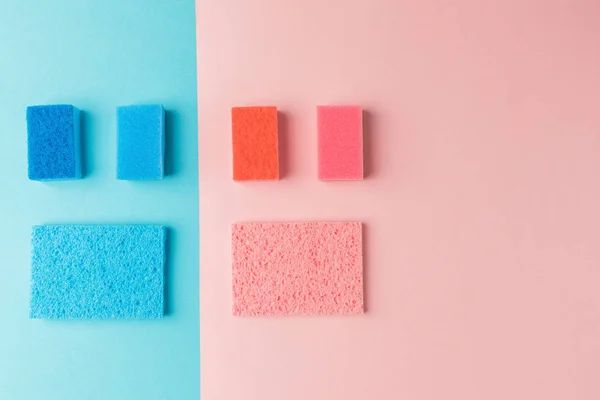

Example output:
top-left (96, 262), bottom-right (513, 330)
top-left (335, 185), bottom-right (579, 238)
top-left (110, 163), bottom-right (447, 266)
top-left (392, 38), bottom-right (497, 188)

top-left (317, 105), bottom-right (363, 180)
top-left (30, 225), bottom-right (166, 319)
top-left (117, 105), bottom-right (165, 180)
top-left (232, 106), bottom-right (279, 181)
top-left (232, 221), bottom-right (363, 316)
top-left (26, 104), bottom-right (82, 181)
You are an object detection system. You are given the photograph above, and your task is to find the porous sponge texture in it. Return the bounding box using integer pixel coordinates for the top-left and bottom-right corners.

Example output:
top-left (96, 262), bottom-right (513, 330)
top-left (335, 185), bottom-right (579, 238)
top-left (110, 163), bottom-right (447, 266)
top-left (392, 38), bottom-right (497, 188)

top-left (26, 104), bottom-right (81, 181)
top-left (30, 225), bottom-right (166, 319)
top-left (317, 105), bottom-right (363, 180)
top-left (232, 222), bottom-right (363, 316)
top-left (117, 105), bottom-right (165, 180)
top-left (232, 106), bottom-right (279, 181)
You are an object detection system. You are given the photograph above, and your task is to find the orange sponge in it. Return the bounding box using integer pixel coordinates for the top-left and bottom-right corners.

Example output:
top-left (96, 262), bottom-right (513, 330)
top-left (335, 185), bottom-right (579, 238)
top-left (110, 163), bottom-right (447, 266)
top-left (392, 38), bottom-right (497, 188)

top-left (231, 106), bottom-right (279, 181)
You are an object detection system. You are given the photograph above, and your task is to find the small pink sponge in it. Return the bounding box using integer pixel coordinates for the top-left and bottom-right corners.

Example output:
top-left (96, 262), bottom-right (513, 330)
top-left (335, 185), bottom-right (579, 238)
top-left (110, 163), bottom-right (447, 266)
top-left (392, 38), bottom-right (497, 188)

top-left (232, 222), bottom-right (363, 316)
top-left (317, 105), bottom-right (363, 180)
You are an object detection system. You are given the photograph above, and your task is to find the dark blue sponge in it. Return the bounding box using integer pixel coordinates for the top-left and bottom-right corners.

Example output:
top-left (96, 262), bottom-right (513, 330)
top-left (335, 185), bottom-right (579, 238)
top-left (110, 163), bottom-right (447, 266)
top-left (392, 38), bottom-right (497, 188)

top-left (117, 105), bottom-right (165, 180)
top-left (26, 105), bottom-right (82, 181)
top-left (30, 225), bottom-right (166, 319)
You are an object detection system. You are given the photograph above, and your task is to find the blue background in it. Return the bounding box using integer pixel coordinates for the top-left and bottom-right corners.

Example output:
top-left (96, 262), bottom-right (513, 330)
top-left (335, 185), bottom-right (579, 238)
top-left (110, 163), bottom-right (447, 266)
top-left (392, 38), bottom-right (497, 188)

top-left (0, 1), bottom-right (199, 399)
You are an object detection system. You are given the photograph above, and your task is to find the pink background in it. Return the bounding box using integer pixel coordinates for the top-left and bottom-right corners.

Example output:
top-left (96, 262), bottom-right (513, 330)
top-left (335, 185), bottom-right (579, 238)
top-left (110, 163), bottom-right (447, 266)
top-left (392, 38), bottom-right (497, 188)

top-left (197, 1), bottom-right (600, 399)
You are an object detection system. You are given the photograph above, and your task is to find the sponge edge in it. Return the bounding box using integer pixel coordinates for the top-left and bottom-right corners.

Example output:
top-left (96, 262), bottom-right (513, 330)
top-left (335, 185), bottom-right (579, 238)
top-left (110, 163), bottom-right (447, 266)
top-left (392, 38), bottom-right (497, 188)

top-left (26, 104), bottom-right (82, 181)
top-left (232, 222), bottom-right (363, 316)
top-left (317, 105), bottom-right (363, 180)
top-left (117, 105), bottom-right (165, 180)
top-left (30, 225), bottom-right (166, 319)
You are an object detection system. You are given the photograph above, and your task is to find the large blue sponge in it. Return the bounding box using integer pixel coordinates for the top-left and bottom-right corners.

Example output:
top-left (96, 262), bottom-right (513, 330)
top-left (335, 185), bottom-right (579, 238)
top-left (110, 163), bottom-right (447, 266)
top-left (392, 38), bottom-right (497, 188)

top-left (30, 225), bottom-right (166, 319)
top-left (26, 104), bottom-right (82, 181)
top-left (117, 105), bottom-right (165, 180)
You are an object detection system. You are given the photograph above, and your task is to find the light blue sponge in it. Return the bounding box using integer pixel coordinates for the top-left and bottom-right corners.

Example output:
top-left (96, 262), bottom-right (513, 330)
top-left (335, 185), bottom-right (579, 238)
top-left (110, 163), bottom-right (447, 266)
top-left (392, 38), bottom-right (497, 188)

top-left (26, 104), bottom-right (82, 181)
top-left (30, 225), bottom-right (166, 319)
top-left (117, 105), bottom-right (165, 180)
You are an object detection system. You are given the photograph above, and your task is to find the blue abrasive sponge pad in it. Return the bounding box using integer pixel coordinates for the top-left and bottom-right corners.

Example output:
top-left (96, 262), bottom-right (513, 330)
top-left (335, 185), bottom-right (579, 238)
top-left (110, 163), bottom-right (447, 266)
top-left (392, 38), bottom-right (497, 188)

top-left (30, 225), bottom-right (166, 319)
top-left (117, 105), bottom-right (165, 180)
top-left (27, 104), bottom-right (82, 181)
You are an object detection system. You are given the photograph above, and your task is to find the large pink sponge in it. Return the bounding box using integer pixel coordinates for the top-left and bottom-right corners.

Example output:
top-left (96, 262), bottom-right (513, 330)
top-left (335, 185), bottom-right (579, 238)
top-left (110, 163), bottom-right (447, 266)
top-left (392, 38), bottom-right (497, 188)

top-left (232, 222), bottom-right (363, 316)
top-left (317, 105), bottom-right (363, 180)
